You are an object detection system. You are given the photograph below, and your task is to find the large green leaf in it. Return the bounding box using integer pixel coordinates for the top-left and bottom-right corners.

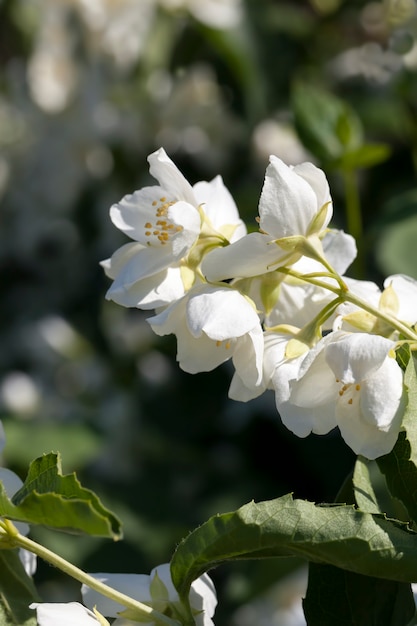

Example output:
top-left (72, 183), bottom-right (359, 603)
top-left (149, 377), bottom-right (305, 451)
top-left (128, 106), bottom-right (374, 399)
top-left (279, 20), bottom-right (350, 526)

top-left (0, 453), bottom-right (122, 538)
top-left (170, 493), bottom-right (417, 612)
top-left (303, 563), bottom-right (415, 626)
top-left (378, 356), bottom-right (417, 525)
top-left (0, 550), bottom-right (39, 626)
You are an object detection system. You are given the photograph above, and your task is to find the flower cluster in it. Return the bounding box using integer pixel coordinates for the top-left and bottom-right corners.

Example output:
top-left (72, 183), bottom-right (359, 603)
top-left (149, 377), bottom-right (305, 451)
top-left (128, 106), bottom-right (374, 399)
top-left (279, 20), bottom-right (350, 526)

top-left (103, 148), bottom-right (417, 460)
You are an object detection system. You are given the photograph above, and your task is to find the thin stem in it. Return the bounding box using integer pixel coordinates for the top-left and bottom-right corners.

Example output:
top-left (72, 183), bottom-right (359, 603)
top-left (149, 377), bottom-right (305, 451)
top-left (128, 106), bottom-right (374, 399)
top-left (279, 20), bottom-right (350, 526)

top-left (9, 531), bottom-right (180, 626)
top-left (277, 266), bottom-right (417, 342)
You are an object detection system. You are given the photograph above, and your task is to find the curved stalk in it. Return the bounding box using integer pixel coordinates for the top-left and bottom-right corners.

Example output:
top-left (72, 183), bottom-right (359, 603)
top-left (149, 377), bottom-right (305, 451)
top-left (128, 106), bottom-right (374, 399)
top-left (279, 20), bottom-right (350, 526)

top-left (4, 528), bottom-right (180, 626)
top-left (277, 266), bottom-right (417, 342)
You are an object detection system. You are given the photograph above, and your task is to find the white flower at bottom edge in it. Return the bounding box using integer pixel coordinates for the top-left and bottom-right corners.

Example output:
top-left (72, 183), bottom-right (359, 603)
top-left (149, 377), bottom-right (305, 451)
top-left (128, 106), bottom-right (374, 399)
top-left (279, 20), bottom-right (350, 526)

top-left (81, 563), bottom-right (217, 626)
top-left (277, 331), bottom-right (405, 459)
top-left (148, 285), bottom-right (264, 389)
top-left (30, 602), bottom-right (106, 626)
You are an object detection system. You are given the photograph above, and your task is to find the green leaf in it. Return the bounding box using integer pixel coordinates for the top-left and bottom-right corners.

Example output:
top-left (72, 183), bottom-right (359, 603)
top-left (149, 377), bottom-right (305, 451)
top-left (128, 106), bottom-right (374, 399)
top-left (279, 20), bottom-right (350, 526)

top-left (377, 356), bottom-right (417, 525)
top-left (303, 563), bottom-right (415, 626)
top-left (0, 550), bottom-right (39, 626)
top-left (337, 143), bottom-right (391, 170)
top-left (0, 453), bottom-right (122, 538)
top-left (170, 493), bottom-right (417, 611)
top-left (353, 456), bottom-right (381, 514)
top-left (292, 82), bottom-right (363, 165)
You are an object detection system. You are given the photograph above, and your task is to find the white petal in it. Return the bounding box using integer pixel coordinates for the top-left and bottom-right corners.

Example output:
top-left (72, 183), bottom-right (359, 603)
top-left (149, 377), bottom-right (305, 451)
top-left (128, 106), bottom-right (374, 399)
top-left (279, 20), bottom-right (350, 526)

top-left (232, 327), bottom-right (264, 387)
top-left (259, 156), bottom-right (321, 237)
top-left (202, 232), bottom-right (288, 281)
top-left (278, 400), bottom-right (336, 438)
top-left (193, 176), bottom-right (244, 235)
top-left (292, 161), bottom-right (332, 220)
top-left (110, 187), bottom-right (173, 242)
top-left (325, 333), bottom-right (395, 383)
top-left (384, 274), bottom-right (417, 325)
top-left (190, 573), bottom-right (218, 617)
top-left (321, 229), bottom-right (357, 274)
top-left (0, 468), bottom-right (29, 536)
top-left (336, 359), bottom-right (404, 459)
top-left (147, 148), bottom-right (196, 206)
top-left (19, 548), bottom-right (37, 577)
top-left (107, 266), bottom-right (185, 309)
top-left (359, 357), bottom-right (404, 430)
top-left (186, 287), bottom-right (260, 340)
top-left (82, 574), bottom-right (151, 618)
top-left (30, 602), bottom-right (100, 626)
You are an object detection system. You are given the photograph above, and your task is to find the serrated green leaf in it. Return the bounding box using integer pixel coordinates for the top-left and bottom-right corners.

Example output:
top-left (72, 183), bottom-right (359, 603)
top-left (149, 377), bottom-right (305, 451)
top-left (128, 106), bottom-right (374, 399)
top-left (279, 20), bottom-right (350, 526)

top-left (377, 357), bottom-right (417, 525)
top-left (303, 563), bottom-right (415, 626)
top-left (0, 453), bottom-right (122, 539)
top-left (0, 550), bottom-right (39, 626)
top-left (170, 493), bottom-right (417, 612)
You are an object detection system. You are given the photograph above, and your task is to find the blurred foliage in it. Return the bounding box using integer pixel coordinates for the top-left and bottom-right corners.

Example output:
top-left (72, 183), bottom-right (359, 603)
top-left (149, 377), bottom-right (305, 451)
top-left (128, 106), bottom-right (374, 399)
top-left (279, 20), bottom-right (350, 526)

top-left (1, 0), bottom-right (417, 623)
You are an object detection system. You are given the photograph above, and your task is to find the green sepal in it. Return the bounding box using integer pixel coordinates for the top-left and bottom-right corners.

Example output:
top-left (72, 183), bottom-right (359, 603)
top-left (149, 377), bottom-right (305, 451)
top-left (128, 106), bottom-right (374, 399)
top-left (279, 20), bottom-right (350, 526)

top-left (0, 453), bottom-right (122, 538)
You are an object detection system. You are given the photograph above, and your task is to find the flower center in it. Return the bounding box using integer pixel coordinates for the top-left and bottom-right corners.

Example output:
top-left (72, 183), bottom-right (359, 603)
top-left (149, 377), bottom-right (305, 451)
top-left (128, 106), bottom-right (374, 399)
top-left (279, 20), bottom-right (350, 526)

top-left (144, 197), bottom-right (183, 245)
top-left (337, 380), bottom-right (361, 405)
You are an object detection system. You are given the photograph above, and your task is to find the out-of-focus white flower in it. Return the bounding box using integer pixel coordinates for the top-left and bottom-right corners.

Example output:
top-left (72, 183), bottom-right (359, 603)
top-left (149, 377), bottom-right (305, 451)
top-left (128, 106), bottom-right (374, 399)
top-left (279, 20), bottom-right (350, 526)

top-left (30, 602), bottom-right (107, 625)
top-left (160, 0), bottom-right (242, 29)
top-left (202, 156), bottom-right (333, 281)
top-left (277, 332), bottom-right (405, 459)
top-left (329, 43), bottom-right (402, 84)
top-left (76, 0), bottom-right (156, 68)
top-left (148, 285), bottom-right (263, 389)
top-left (103, 148), bottom-right (245, 309)
top-left (82, 562), bottom-right (217, 626)
top-left (27, 5), bottom-right (79, 113)
top-left (252, 119), bottom-right (314, 166)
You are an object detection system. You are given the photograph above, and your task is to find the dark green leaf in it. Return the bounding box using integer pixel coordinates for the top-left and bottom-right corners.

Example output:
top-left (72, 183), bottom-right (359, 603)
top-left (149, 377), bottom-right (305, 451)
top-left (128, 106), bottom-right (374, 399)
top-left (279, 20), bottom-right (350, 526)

top-left (303, 563), bottom-right (415, 626)
top-left (377, 356), bottom-right (417, 525)
top-left (0, 550), bottom-right (39, 626)
top-left (0, 453), bottom-right (122, 538)
top-left (170, 493), bottom-right (417, 611)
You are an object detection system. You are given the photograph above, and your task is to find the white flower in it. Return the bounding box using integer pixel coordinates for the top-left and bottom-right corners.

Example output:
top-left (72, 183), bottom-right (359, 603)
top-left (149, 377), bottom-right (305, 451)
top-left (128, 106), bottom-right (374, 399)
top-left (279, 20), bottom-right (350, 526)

top-left (103, 147), bottom-right (245, 309)
top-left (30, 601), bottom-right (106, 626)
top-left (147, 285), bottom-right (263, 389)
top-left (277, 332), bottom-right (405, 459)
top-left (202, 156), bottom-right (333, 281)
top-left (82, 562), bottom-right (217, 626)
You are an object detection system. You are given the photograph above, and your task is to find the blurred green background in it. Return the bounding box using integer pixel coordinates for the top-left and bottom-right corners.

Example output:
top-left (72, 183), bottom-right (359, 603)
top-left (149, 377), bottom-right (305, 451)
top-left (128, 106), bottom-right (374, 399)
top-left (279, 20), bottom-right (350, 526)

top-left (1, 0), bottom-right (417, 623)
